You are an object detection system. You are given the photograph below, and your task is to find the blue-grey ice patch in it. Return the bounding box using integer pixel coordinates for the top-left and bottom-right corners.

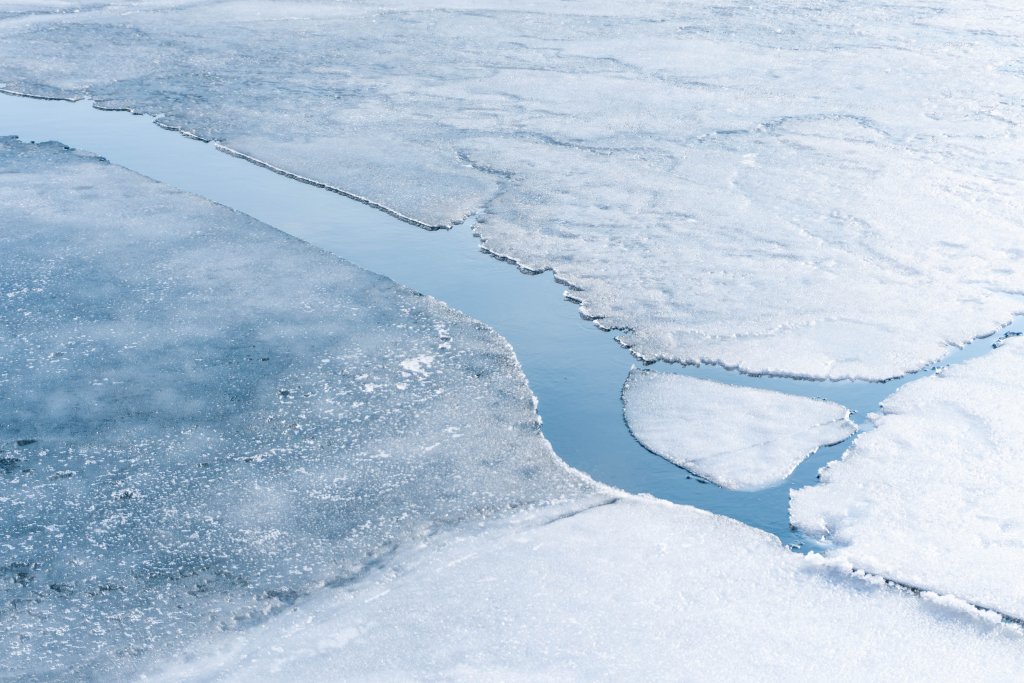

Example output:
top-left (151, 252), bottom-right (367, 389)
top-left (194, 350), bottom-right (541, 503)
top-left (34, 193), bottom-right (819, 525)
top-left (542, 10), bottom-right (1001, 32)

top-left (0, 137), bottom-right (595, 679)
top-left (623, 369), bottom-right (854, 491)
top-left (2, 1), bottom-right (1023, 379)
top-left (791, 335), bottom-right (1024, 622)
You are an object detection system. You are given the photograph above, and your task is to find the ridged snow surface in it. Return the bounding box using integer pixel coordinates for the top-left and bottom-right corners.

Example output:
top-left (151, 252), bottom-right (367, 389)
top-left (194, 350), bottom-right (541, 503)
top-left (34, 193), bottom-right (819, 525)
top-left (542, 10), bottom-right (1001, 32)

top-left (623, 370), bottom-right (854, 491)
top-left (0, 137), bottom-right (594, 679)
top-left (2, 1), bottom-right (1023, 378)
top-left (791, 336), bottom-right (1024, 621)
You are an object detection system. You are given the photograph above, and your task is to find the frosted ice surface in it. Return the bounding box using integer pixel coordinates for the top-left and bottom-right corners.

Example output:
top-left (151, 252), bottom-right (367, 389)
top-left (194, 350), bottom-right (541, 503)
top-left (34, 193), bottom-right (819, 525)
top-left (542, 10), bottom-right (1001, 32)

top-left (623, 370), bottom-right (854, 491)
top-left (3, 1), bottom-right (1024, 378)
top-left (143, 498), bottom-right (1024, 681)
top-left (0, 137), bottom-right (595, 679)
top-left (791, 336), bottom-right (1024, 621)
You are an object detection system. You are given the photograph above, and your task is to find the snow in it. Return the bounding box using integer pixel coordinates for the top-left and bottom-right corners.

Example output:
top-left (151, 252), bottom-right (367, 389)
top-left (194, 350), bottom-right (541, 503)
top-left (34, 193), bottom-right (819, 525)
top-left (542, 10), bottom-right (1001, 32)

top-left (0, 137), bottom-right (595, 679)
top-left (142, 498), bottom-right (1024, 681)
top-left (399, 354), bottom-right (434, 377)
top-left (623, 370), bottom-right (854, 491)
top-left (2, 1), bottom-right (1024, 379)
top-left (791, 336), bottom-right (1024, 621)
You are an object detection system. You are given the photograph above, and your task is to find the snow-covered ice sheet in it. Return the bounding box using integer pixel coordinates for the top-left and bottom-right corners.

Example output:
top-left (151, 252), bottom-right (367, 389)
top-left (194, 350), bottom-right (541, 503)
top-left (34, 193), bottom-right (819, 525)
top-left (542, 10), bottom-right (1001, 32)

top-left (143, 498), bottom-right (1024, 682)
top-left (0, 137), bottom-right (595, 679)
top-left (791, 336), bottom-right (1024, 621)
top-left (3, 1), bottom-right (1024, 379)
top-left (623, 370), bottom-right (854, 491)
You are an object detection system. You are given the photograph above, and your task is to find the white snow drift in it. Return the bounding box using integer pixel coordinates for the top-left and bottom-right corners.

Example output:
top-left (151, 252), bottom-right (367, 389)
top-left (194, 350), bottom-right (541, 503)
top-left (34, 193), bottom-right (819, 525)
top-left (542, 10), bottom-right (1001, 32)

top-left (623, 370), bottom-right (854, 490)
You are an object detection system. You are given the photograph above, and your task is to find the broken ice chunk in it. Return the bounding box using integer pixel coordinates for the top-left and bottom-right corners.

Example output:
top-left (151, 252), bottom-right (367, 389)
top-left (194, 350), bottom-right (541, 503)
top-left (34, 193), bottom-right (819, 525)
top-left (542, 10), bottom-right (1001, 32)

top-left (623, 370), bottom-right (855, 491)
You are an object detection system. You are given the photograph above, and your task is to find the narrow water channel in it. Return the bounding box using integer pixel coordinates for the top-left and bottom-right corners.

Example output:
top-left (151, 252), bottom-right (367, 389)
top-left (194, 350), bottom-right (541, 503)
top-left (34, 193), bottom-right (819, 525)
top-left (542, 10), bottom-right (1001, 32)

top-left (2, 92), bottom-right (1019, 547)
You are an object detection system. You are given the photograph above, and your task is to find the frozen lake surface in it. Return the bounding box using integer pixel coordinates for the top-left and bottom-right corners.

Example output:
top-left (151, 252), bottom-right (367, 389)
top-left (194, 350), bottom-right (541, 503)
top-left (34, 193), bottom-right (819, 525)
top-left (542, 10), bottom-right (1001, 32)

top-left (5, 3), bottom-right (1024, 676)
top-left (9, 119), bottom-right (1024, 683)
top-left (3, 92), bottom-right (1021, 547)
top-left (3, 0), bottom-right (1021, 381)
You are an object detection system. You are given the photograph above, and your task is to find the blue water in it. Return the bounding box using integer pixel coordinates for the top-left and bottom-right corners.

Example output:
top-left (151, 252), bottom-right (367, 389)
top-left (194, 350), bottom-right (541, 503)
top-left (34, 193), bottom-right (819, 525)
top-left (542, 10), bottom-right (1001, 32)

top-left (2, 92), bottom-right (1019, 547)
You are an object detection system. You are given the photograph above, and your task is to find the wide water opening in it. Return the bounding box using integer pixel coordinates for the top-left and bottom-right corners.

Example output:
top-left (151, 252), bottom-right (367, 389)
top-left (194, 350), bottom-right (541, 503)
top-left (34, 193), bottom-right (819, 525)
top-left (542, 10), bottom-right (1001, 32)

top-left (3, 93), bottom-right (1020, 547)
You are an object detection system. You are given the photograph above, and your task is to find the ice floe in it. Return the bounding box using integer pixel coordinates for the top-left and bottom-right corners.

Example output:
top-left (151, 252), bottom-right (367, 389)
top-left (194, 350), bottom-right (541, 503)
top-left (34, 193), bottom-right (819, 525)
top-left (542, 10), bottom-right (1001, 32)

top-left (623, 369), bottom-right (854, 491)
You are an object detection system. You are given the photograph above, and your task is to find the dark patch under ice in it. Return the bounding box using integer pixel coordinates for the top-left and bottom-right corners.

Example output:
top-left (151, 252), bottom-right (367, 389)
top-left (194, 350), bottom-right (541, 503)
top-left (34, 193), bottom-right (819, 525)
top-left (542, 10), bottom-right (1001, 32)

top-left (2, 92), bottom-right (1020, 548)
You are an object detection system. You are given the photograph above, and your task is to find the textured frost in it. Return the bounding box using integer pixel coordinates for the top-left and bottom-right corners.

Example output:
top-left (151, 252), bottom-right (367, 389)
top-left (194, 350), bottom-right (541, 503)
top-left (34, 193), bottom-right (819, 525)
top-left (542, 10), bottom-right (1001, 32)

top-left (791, 336), bottom-right (1024, 620)
top-left (2, 1), bottom-right (1024, 378)
top-left (0, 137), bottom-right (594, 679)
top-left (623, 370), bottom-right (854, 491)
top-left (142, 498), bottom-right (1024, 681)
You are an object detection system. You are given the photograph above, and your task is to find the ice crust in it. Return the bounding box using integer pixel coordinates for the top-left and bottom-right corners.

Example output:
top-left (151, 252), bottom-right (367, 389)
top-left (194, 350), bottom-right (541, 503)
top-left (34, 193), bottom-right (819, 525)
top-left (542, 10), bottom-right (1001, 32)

top-left (143, 498), bottom-right (1024, 681)
top-left (2, 1), bottom-right (1024, 379)
top-left (0, 137), bottom-right (595, 678)
top-left (623, 370), bottom-right (854, 491)
top-left (791, 336), bottom-right (1024, 621)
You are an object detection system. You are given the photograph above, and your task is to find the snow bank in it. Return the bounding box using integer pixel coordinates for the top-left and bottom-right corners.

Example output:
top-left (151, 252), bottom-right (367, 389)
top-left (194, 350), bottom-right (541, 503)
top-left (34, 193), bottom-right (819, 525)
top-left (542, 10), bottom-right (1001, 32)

top-left (792, 336), bottom-right (1024, 620)
top-left (143, 498), bottom-right (1024, 681)
top-left (623, 370), bottom-right (854, 490)
top-left (0, 137), bottom-right (595, 678)
top-left (2, 1), bottom-right (1024, 378)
